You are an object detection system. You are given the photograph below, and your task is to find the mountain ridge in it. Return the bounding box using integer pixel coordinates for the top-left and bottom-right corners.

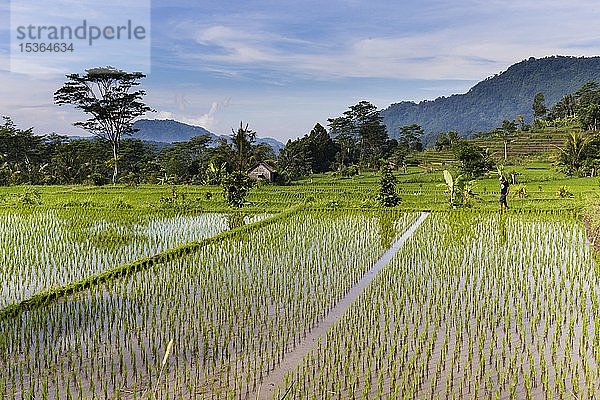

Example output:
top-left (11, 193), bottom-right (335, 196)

top-left (381, 55), bottom-right (600, 145)
top-left (132, 119), bottom-right (284, 153)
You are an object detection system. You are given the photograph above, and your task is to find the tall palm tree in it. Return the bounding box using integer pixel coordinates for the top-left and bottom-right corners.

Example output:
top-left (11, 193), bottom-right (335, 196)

top-left (231, 122), bottom-right (256, 172)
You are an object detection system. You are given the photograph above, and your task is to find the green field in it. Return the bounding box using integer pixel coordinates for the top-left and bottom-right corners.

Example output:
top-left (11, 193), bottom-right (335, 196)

top-left (0, 162), bottom-right (598, 399)
top-left (0, 161), bottom-right (598, 213)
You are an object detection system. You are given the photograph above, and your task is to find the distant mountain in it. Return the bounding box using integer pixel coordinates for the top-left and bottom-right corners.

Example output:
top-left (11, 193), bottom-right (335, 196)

top-left (132, 119), bottom-right (284, 153)
top-left (381, 56), bottom-right (600, 145)
top-left (133, 119), bottom-right (214, 143)
top-left (255, 137), bottom-right (286, 154)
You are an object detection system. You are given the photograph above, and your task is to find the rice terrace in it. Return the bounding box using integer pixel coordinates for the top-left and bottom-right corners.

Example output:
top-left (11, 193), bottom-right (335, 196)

top-left (4, 1), bottom-right (600, 399)
top-left (2, 67), bottom-right (600, 400)
top-left (0, 146), bottom-right (599, 400)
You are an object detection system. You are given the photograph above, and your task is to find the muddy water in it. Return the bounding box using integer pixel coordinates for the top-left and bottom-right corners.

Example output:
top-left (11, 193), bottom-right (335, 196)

top-left (257, 212), bottom-right (430, 399)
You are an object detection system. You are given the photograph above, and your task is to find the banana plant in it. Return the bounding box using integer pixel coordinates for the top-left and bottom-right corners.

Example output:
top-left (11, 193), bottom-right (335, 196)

top-left (443, 170), bottom-right (456, 206)
top-left (496, 165), bottom-right (504, 178)
top-left (204, 161), bottom-right (228, 185)
top-left (442, 170), bottom-right (476, 207)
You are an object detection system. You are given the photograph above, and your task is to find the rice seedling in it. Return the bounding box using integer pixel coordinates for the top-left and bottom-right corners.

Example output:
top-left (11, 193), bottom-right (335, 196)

top-left (0, 209), bottom-right (417, 399)
top-left (278, 211), bottom-right (598, 399)
top-left (0, 208), bottom-right (268, 308)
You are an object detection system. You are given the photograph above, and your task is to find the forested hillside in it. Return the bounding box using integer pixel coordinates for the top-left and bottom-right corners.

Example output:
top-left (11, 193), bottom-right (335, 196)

top-left (381, 56), bottom-right (600, 144)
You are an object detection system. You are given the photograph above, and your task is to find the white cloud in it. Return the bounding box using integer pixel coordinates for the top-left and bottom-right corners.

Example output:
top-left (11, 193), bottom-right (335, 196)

top-left (0, 72), bottom-right (65, 132)
top-left (0, 71), bottom-right (152, 136)
top-left (167, 3), bottom-right (600, 82)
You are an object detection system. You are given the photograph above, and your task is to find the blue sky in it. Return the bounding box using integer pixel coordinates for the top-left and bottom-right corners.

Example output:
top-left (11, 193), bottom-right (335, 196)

top-left (2, 0), bottom-right (600, 141)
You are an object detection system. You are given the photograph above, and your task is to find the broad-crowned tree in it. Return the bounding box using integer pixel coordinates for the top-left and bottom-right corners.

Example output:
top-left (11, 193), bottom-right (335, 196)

top-left (54, 66), bottom-right (153, 184)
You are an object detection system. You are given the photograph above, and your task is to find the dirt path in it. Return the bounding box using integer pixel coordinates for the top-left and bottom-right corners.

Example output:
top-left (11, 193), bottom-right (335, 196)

top-left (257, 211), bottom-right (430, 399)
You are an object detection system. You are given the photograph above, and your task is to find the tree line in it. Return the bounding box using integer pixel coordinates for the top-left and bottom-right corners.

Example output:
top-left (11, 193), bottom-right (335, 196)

top-left (3, 67), bottom-right (436, 187)
top-left (279, 101), bottom-right (444, 180)
top-left (0, 117), bottom-right (275, 186)
top-left (5, 65), bottom-right (599, 187)
top-left (1, 96), bottom-right (496, 186)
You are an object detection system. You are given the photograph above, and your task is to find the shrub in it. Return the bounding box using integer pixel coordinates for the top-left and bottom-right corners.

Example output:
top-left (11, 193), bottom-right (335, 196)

top-left (221, 171), bottom-right (253, 208)
top-left (512, 185), bottom-right (528, 198)
top-left (378, 165), bottom-right (400, 207)
top-left (120, 172), bottom-right (138, 187)
top-left (19, 187), bottom-right (41, 206)
top-left (556, 186), bottom-right (574, 198)
top-left (452, 141), bottom-right (494, 177)
top-left (340, 165), bottom-right (359, 177)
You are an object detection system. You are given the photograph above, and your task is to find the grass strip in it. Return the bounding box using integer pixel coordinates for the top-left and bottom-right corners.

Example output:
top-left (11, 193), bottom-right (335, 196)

top-left (0, 204), bottom-right (305, 322)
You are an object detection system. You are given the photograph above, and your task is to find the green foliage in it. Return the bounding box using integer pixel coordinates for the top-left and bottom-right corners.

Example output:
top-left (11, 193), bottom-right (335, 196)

top-left (0, 117), bottom-right (46, 185)
top-left (278, 138), bottom-right (312, 180)
top-left (222, 171), bottom-right (254, 208)
top-left (18, 187), bottom-right (41, 206)
top-left (120, 172), bottom-right (138, 187)
top-left (204, 161), bottom-right (227, 185)
top-left (157, 186), bottom-right (197, 211)
top-left (44, 137), bottom-right (110, 185)
top-left (378, 165), bottom-right (400, 207)
top-left (225, 213), bottom-right (247, 230)
top-left (341, 165), bottom-right (359, 177)
top-left (398, 124), bottom-right (424, 152)
top-left (0, 114), bottom-right (282, 187)
top-left (546, 80), bottom-right (600, 138)
top-left (492, 119), bottom-right (519, 160)
top-left (532, 92), bottom-right (548, 120)
top-left (575, 81), bottom-right (600, 131)
top-left (579, 104), bottom-right (600, 131)
top-left (86, 171), bottom-right (108, 186)
top-left (452, 141), bottom-right (494, 177)
top-left (158, 135), bottom-right (211, 184)
top-left (441, 170), bottom-right (476, 207)
top-left (501, 119), bottom-right (518, 134)
top-left (462, 179), bottom-right (476, 206)
top-left (119, 139), bottom-right (159, 181)
top-left (555, 131), bottom-right (599, 175)
top-left (442, 169), bottom-right (455, 205)
top-left (547, 93), bottom-right (577, 121)
top-left (556, 186), bottom-right (574, 198)
top-left (54, 67), bottom-right (153, 184)
top-left (328, 101), bottom-right (389, 169)
top-left (278, 123), bottom-right (338, 180)
top-left (512, 185), bottom-right (528, 198)
top-left (381, 56), bottom-right (600, 144)
top-left (230, 122), bottom-right (257, 172)
top-left (435, 132), bottom-right (452, 151)
top-left (206, 122), bottom-right (276, 175)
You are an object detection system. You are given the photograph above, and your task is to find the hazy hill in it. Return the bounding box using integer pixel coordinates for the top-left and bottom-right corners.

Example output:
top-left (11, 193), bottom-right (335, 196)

top-left (132, 119), bottom-right (284, 153)
top-left (381, 56), bottom-right (600, 145)
top-left (133, 119), bottom-right (213, 143)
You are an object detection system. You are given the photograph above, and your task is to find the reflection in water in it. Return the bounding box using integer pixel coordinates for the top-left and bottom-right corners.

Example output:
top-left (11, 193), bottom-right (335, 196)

top-left (378, 213), bottom-right (398, 249)
top-left (499, 214), bottom-right (507, 245)
top-left (227, 213), bottom-right (247, 230)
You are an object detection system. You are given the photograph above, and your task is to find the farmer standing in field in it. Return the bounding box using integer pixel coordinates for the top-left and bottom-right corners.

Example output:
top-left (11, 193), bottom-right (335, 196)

top-left (499, 176), bottom-right (510, 213)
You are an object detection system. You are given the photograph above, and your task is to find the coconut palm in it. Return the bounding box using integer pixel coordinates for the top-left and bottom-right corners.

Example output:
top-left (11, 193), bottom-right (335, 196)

top-left (555, 131), bottom-right (592, 175)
